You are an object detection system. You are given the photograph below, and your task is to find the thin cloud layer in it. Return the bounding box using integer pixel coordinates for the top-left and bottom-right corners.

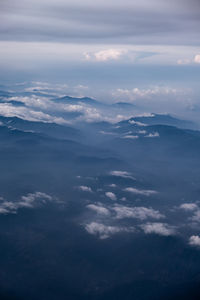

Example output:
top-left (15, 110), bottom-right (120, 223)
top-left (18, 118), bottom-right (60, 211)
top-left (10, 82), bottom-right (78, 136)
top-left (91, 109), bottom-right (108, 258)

top-left (109, 170), bottom-right (135, 180)
top-left (124, 187), bottom-right (158, 196)
top-left (1, 0), bottom-right (199, 45)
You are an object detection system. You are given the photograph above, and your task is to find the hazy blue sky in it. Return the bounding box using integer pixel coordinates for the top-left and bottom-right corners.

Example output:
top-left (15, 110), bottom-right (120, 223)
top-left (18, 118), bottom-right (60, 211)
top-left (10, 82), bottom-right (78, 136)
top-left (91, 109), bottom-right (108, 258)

top-left (0, 0), bottom-right (199, 105)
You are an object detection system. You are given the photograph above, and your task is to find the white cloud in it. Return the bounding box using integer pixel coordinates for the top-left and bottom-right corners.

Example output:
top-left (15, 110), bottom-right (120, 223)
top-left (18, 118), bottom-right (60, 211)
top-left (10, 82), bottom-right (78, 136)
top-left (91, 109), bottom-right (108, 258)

top-left (141, 222), bottom-right (175, 236)
top-left (78, 185), bottom-right (92, 192)
top-left (138, 130), bottom-right (147, 134)
top-left (85, 222), bottom-right (134, 239)
top-left (179, 203), bottom-right (198, 211)
top-left (189, 235), bottom-right (200, 247)
top-left (190, 210), bottom-right (200, 223)
top-left (145, 132), bottom-right (160, 138)
top-left (0, 206), bottom-right (11, 214)
top-left (18, 191), bottom-right (52, 208)
top-left (84, 49), bottom-right (126, 62)
top-left (108, 184), bottom-right (117, 188)
top-left (112, 86), bottom-right (183, 103)
top-left (109, 170), bottom-right (135, 180)
top-left (0, 192), bottom-right (53, 214)
top-left (194, 54), bottom-right (200, 64)
top-left (177, 54), bottom-right (200, 65)
top-left (87, 204), bottom-right (110, 216)
top-left (105, 192), bottom-right (117, 201)
top-left (0, 102), bottom-right (68, 124)
top-left (122, 135), bottom-right (139, 139)
top-left (113, 205), bottom-right (164, 220)
top-left (124, 187), bottom-right (158, 196)
top-left (128, 120), bottom-right (147, 126)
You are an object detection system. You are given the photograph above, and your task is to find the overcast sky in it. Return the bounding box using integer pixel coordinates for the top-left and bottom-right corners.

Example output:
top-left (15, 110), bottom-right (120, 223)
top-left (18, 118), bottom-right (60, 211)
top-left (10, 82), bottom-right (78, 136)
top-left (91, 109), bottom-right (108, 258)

top-left (1, 0), bottom-right (200, 44)
top-left (0, 0), bottom-right (199, 104)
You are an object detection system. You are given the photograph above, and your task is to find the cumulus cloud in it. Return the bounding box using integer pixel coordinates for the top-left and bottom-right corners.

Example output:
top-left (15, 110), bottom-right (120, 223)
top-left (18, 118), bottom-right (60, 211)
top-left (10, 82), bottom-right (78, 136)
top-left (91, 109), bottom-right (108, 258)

top-left (190, 210), bottom-right (200, 223)
top-left (141, 222), bottom-right (175, 236)
top-left (113, 205), bottom-right (164, 220)
top-left (78, 185), bottom-right (93, 192)
top-left (124, 187), bottom-right (158, 196)
top-left (194, 54), bottom-right (200, 64)
top-left (179, 203), bottom-right (198, 211)
top-left (105, 192), bottom-right (117, 201)
top-left (0, 192), bottom-right (53, 214)
top-left (177, 54), bottom-right (200, 65)
top-left (189, 235), bottom-right (200, 247)
top-left (18, 192), bottom-right (52, 208)
top-left (84, 49), bottom-right (126, 62)
top-left (108, 184), bottom-right (117, 188)
top-left (85, 222), bottom-right (134, 239)
top-left (145, 132), bottom-right (160, 138)
top-left (112, 86), bottom-right (179, 102)
top-left (87, 204), bottom-right (110, 216)
top-left (109, 170), bottom-right (135, 180)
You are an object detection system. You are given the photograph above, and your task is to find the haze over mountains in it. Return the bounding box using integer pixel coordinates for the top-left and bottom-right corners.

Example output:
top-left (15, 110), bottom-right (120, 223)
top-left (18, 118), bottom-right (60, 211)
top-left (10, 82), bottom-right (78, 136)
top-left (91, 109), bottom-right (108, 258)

top-left (0, 0), bottom-right (200, 298)
top-left (0, 84), bottom-right (200, 299)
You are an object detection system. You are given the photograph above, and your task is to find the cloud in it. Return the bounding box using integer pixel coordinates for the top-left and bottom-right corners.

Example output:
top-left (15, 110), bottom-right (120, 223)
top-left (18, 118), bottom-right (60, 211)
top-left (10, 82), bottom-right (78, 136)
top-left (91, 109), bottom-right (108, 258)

top-left (87, 204), bottom-right (110, 216)
top-left (1, 0), bottom-right (200, 46)
top-left (109, 170), bottom-right (135, 180)
top-left (0, 102), bottom-right (69, 124)
top-left (18, 192), bottom-right (52, 208)
top-left (112, 86), bottom-right (186, 104)
top-left (85, 222), bottom-right (134, 239)
top-left (124, 187), bottom-right (158, 196)
top-left (190, 210), bottom-right (200, 223)
top-left (105, 192), bottom-right (117, 201)
top-left (145, 132), bottom-right (160, 138)
top-left (177, 54), bottom-right (200, 65)
top-left (189, 235), bottom-right (200, 247)
top-left (140, 222), bottom-right (175, 236)
top-left (0, 192), bottom-right (53, 214)
top-left (84, 49), bottom-right (126, 61)
top-left (122, 135), bottom-right (139, 139)
top-left (128, 120), bottom-right (147, 126)
top-left (194, 54), bottom-right (200, 64)
top-left (78, 185), bottom-right (93, 192)
top-left (108, 184), bottom-right (117, 188)
top-left (0, 83), bottom-right (195, 126)
top-left (179, 203), bottom-right (198, 211)
top-left (100, 130), bottom-right (117, 136)
top-left (113, 205), bottom-right (164, 220)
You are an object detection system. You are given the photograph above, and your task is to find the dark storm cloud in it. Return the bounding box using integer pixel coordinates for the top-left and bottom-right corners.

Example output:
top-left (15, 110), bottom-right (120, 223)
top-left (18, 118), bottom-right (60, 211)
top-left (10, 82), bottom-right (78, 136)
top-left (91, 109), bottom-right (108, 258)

top-left (0, 0), bottom-right (200, 45)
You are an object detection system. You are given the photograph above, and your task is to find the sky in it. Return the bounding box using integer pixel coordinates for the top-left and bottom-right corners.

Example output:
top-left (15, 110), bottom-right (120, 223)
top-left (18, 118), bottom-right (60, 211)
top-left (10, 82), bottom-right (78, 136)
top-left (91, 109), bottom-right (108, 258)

top-left (0, 0), bottom-right (200, 109)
